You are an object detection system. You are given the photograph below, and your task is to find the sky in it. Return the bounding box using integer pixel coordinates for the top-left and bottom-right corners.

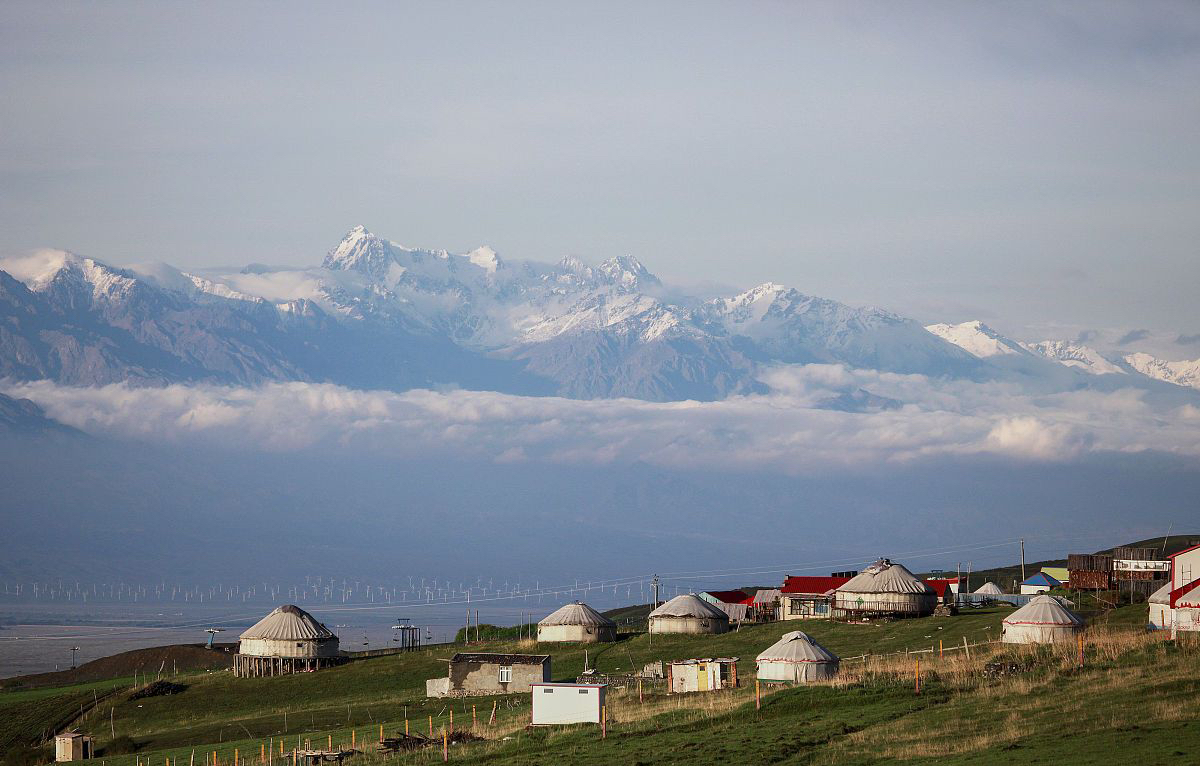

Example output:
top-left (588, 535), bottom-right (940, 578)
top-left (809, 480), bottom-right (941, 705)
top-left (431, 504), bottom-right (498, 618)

top-left (2, 1), bottom-right (1198, 342)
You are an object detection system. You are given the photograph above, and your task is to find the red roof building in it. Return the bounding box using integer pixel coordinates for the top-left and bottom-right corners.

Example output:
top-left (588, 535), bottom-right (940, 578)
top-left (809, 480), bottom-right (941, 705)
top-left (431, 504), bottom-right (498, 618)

top-left (781, 576), bottom-right (852, 595)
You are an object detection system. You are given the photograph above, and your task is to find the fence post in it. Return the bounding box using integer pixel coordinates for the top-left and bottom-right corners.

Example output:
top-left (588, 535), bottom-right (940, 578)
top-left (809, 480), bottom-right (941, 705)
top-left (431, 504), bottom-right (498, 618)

top-left (601, 705), bottom-right (606, 739)
top-left (914, 657), bottom-right (920, 695)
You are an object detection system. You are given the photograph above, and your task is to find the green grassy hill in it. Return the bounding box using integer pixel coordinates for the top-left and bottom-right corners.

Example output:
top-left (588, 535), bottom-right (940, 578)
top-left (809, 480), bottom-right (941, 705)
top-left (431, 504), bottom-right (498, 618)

top-left (4, 602), bottom-right (1197, 765)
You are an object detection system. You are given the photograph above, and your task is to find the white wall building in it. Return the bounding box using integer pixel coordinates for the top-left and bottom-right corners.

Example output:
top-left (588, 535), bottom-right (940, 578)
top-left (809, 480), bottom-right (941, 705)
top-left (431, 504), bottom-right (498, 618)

top-left (531, 683), bottom-right (607, 725)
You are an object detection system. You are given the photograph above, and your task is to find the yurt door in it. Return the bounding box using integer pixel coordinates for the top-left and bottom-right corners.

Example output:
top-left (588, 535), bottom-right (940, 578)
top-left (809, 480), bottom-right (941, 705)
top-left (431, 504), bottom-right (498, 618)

top-left (696, 663), bottom-right (709, 692)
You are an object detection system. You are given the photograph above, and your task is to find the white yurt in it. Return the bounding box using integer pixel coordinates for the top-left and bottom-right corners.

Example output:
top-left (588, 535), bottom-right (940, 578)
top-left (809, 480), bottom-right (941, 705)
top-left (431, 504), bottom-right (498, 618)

top-left (1001, 595), bottom-right (1085, 644)
top-left (648, 594), bottom-right (731, 635)
top-left (1148, 582), bottom-right (1172, 630)
top-left (537, 601), bottom-right (618, 643)
top-left (755, 631), bottom-right (839, 683)
top-left (833, 559), bottom-right (938, 619)
top-left (974, 582), bottom-right (1004, 596)
top-left (235, 604), bottom-right (340, 677)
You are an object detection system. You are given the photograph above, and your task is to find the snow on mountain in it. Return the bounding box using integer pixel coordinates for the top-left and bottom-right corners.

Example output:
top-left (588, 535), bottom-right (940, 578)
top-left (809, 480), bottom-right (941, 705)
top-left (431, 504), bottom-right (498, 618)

top-left (3, 225), bottom-right (1197, 401)
top-left (1124, 353), bottom-right (1200, 389)
top-left (1024, 340), bottom-right (1129, 375)
top-left (699, 283), bottom-right (978, 375)
top-left (925, 320), bottom-right (1030, 358)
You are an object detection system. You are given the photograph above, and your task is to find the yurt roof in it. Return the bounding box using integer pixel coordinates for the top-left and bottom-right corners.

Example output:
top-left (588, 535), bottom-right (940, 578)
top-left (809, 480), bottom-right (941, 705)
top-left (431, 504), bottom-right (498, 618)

top-left (756, 631), bottom-right (839, 664)
top-left (538, 601), bottom-right (616, 628)
top-left (239, 604), bottom-right (336, 641)
top-left (836, 559), bottom-right (933, 595)
top-left (1002, 595), bottom-right (1084, 627)
top-left (974, 582), bottom-right (1004, 595)
top-left (648, 594), bottom-right (729, 620)
top-left (1149, 582), bottom-right (1172, 605)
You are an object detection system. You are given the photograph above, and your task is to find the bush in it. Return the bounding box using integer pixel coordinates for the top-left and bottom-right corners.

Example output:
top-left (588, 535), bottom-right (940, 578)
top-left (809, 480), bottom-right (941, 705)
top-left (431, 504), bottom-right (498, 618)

top-left (100, 735), bottom-right (141, 755)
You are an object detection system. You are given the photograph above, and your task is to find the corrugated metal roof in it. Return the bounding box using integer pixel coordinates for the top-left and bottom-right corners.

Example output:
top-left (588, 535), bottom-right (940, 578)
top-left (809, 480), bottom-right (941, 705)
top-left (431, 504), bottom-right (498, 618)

top-left (701, 590), bottom-right (752, 605)
top-left (781, 576), bottom-right (851, 595)
top-left (923, 578), bottom-right (959, 598)
top-left (450, 653), bottom-right (549, 665)
top-left (1022, 572), bottom-right (1062, 587)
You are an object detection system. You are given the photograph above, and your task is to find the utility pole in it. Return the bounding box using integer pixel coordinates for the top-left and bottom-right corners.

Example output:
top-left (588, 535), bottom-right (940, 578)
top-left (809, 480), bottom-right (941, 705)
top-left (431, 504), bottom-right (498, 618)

top-left (651, 575), bottom-right (660, 609)
top-left (1020, 539), bottom-right (1026, 584)
top-left (70, 646), bottom-right (80, 669)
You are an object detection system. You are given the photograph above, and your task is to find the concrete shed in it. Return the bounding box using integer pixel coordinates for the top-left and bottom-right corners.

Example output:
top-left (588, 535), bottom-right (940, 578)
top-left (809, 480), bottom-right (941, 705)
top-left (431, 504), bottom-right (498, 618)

top-left (1001, 595), bottom-right (1085, 644)
top-left (537, 602), bottom-right (617, 643)
top-left (755, 631), bottom-right (839, 683)
top-left (531, 683), bottom-right (607, 725)
top-left (833, 559), bottom-right (937, 619)
top-left (235, 604), bottom-right (340, 677)
top-left (427, 652), bottom-right (550, 697)
top-left (648, 594), bottom-right (730, 635)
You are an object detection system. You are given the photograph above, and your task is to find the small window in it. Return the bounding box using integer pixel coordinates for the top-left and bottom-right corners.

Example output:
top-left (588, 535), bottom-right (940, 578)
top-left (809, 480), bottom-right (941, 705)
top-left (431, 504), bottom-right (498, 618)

top-left (578, 688), bottom-right (589, 694)
top-left (498, 666), bottom-right (512, 683)
top-left (543, 687), bottom-right (554, 693)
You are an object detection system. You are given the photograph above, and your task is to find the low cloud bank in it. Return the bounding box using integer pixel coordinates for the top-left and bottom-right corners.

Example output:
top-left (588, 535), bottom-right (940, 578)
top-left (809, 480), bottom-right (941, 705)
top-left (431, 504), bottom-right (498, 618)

top-left (5, 364), bottom-right (1199, 472)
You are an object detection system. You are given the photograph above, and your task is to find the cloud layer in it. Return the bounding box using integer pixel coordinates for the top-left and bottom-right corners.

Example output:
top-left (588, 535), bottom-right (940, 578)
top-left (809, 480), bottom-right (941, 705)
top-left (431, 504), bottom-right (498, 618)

top-left (6, 364), bottom-right (1200, 473)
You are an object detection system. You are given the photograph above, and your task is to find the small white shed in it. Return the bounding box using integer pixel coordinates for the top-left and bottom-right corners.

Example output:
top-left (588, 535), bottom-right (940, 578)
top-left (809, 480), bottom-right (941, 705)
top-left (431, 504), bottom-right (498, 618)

top-left (531, 683), bottom-right (607, 725)
top-left (55, 732), bottom-right (93, 762)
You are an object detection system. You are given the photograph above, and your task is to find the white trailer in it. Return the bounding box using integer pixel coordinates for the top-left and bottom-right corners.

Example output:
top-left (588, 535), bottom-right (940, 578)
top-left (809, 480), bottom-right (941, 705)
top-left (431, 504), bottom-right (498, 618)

top-left (530, 683), bottom-right (607, 725)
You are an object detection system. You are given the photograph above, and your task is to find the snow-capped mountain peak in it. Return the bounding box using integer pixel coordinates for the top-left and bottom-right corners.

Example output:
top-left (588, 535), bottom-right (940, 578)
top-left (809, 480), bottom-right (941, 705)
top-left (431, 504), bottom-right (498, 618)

top-left (597, 255), bottom-right (660, 290)
top-left (1023, 340), bottom-right (1128, 375)
top-left (925, 320), bottom-right (1029, 358)
top-left (1124, 352), bottom-right (1200, 389)
top-left (466, 246), bottom-right (502, 274)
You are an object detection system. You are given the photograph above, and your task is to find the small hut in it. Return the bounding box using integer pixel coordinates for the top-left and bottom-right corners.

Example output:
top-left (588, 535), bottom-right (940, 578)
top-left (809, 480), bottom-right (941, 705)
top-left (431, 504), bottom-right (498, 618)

top-left (648, 594), bottom-right (730, 635)
top-left (235, 604), bottom-right (340, 677)
top-left (1148, 582), bottom-right (1172, 630)
top-left (667, 658), bottom-right (738, 693)
top-left (55, 732), bottom-right (94, 762)
top-left (833, 559), bottom-right (937, 620)
top-left (1001, 595), bottom-right (1085, 644)
top-left (974, 582), bottom-right (1004, 596)
top-left (537, 602), bottom-right (617, 643)
top-left (755, 631), bottom-right (839, 683)
top-left (1020, 572), bottom-right (1062, 595)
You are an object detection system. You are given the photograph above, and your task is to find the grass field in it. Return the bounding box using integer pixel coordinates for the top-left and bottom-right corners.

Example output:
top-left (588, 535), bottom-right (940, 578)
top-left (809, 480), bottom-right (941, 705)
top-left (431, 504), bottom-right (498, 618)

top-left (4, 603), bottom-right (1197, 765)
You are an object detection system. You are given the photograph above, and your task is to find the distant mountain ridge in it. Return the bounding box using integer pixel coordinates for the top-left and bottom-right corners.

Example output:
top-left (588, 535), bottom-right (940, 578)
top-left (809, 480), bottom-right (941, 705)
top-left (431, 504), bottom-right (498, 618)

top-left (0, 228), bottom-right (1196, 401)
top-left (926, 320), bottom-right (1200, 390)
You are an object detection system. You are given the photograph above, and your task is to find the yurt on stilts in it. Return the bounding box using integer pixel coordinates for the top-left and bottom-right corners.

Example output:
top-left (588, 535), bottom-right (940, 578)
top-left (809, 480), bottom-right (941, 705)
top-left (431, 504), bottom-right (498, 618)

top-left (833, 559), bottom-right (937, 619)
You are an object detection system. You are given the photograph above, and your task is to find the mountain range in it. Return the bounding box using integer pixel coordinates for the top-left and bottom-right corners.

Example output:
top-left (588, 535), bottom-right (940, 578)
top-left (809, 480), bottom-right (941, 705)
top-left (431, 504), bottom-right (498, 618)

top-left (0, 226), bottom-right (1196, 403)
